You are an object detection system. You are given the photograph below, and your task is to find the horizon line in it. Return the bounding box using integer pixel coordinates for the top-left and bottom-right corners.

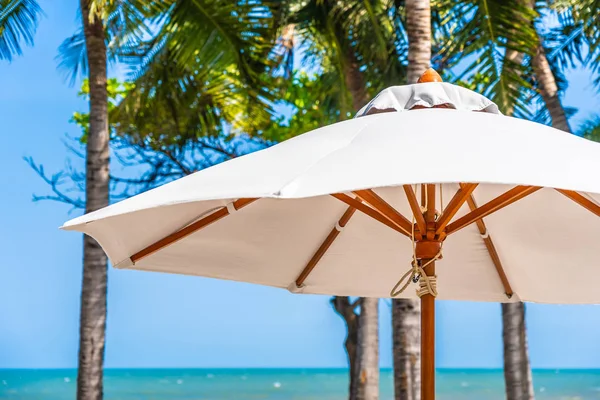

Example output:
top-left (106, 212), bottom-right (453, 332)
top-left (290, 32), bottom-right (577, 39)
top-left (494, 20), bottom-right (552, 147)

top-left (1, 367), bottom-right (598, 371)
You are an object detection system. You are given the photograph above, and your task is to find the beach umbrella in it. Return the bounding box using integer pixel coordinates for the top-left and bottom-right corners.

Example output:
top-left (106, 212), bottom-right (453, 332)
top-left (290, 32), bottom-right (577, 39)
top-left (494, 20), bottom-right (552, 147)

top-left (63, 70), bottom-right (600, 399)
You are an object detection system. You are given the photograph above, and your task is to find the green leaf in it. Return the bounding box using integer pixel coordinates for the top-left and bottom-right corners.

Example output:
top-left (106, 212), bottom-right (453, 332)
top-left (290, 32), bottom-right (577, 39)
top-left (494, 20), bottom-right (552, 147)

top-left (0, 0), bottom-right (43, 61)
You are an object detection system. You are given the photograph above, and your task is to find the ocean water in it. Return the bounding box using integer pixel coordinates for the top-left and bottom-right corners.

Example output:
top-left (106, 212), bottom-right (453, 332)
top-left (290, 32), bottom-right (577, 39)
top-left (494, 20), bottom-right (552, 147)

top-left (1, 368), bottom-right (599, 399)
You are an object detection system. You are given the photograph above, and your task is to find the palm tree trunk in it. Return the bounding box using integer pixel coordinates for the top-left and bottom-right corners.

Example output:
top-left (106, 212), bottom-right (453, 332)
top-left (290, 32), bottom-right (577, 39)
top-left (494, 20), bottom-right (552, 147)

top-left (531, 43), bottom-right (571, 132)
top-left (392, 298), bottom-right (420, 400)
top-left (502, 48), bottom-right (525, 116)
top-left (343, 50), bottom-right (370, 112)
top-left (352, 298), bottom-right (379, 400)
top-left (333, 52), bottom-right (378, 400)
top-left (502, 303), bottom-right (535, 400)
top-left (405, 0), bottom-right (431, 83)
top-left (502, 21), bottom-right (571, 400)
top-left (500, 44), bottom-right (536, 400)
top-left (393, 2), bottom-right (431, 399)
top-left (77, 2), bottom-right (110, 399)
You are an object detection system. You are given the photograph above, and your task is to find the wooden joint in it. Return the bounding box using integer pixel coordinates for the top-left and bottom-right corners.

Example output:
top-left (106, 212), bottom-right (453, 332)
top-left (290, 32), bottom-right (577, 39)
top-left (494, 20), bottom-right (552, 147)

top-left (415, 241), bottom-right (442, 260)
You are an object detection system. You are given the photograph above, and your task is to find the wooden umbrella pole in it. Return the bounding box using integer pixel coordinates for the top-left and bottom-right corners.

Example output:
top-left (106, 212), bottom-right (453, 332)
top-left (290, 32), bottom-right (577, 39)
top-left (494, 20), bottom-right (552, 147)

top-left (419, 179), bottom-right (440, 400)
top-left (412, 69), bottom-right (443, 399)
top-left (421, 258), bottom-right (436, 400)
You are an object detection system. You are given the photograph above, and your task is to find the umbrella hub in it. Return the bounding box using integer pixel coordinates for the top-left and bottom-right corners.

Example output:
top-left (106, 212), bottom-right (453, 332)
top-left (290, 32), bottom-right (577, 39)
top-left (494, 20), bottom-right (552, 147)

top-left (414, 239), bottom-right (442, 260)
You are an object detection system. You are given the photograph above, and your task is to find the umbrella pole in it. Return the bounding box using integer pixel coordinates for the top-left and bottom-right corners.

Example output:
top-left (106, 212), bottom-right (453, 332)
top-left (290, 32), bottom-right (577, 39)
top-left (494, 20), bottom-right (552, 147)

top-left (418, 180), bottom-right (439, 400)
top-left (421, 258), bottom-right (436, 400)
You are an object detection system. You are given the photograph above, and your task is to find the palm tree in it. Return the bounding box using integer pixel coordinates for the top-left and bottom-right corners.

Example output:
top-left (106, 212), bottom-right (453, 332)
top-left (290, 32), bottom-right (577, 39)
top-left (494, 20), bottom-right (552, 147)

top-left (392, 298), bottom-right (420, 399)
top-left (390, 2), bottom-right (431, 398)
top-left (353, 298), bottom-right (379, 400)
top-left (76, 1), bottom-right (111, 398)
top-left (0, 0), bottom-right (42, 61)
top-left (497, 4), bottom-right (596, 396)
top-left (502, 303), bottom-right (535, 400)
top-left (57, 2), bottom-right (282, 398)
top-left (61, 3), bottom-right (165, 398)
top-left (531, 43), bottom-right (571, 131)
top-left (497, 9), bottom-right (573, 398)
top-left (405, 0), bottom-right (432, 83)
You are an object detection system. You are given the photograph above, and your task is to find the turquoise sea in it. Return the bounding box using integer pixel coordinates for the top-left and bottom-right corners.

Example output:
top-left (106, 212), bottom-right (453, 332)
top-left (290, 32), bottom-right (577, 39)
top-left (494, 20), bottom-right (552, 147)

top-left (1, 368), bottom-right (599, 399)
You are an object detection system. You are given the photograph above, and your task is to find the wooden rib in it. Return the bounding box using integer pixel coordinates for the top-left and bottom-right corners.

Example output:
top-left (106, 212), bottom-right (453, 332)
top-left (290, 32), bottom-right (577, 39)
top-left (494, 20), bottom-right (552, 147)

top-left (403, 185), bottom-right (427, 236)
top-left (435, 183), bottom-right (478, 235)
top-left (556, 189), bottom-right (600, 217)
top-left (426, 184), bottom-right (436, 221)
top-left (131, 198), bottom-right (258, 263)
top-left (353, 189), bottom-right (413, 236)
top-left (426, 184), bottom-right (436, 240)
top-left (445, 186), bottom-right (541, 235)
top-left (295, 206), bottom-right (357, 287)
top-left (465, 194), bottom-right (513, 298)
top-left (331, 193), bottom-right (409, 237)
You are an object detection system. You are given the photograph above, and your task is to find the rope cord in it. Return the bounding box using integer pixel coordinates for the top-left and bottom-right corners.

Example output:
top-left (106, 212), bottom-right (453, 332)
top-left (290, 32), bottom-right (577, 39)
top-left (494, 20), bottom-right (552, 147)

top-left (389, 185), bottom-right (442, 298)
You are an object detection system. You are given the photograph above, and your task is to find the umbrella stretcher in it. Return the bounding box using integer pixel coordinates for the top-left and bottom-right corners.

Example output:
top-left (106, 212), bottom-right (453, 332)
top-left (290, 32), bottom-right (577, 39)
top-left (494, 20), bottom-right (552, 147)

top-left (63, 71), bottom-right (600, 399)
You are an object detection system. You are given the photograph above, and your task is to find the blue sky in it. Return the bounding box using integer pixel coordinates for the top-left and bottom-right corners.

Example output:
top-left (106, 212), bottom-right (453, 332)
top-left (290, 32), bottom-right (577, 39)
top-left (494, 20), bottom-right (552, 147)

top-left (1, 0), bottom-right (600, 370)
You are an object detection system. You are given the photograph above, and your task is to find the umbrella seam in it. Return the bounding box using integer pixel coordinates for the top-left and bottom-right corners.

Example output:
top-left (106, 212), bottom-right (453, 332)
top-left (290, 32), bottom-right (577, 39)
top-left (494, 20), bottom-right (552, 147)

top-left (274, 116), bottom-right (382, 197)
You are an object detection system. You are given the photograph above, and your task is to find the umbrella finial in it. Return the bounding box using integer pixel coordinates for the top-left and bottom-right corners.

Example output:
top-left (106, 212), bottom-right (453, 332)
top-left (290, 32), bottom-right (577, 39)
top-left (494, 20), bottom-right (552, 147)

top-left (417, 68), bottom-right (443, 83)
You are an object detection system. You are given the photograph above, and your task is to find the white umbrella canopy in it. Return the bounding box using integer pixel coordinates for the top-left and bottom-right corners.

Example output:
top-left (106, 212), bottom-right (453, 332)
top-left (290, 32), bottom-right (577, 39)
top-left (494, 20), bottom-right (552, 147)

top-left (63, 82), bottom-right (600, 304)
top-left (64, 72), bottom-right (600, 400)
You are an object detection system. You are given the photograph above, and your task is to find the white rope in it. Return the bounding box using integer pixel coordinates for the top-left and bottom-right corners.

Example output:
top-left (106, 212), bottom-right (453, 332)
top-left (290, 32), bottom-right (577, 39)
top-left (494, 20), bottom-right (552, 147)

top-left (390, 186), bottom-right (442, 298)
top-left (114, 257), bottom-right (134, 269)
top-left (389, 253), bottom-right (441, 298)
top-left (417, 274), bottom-right (438, 298)
top-left (226, 202), bottom-right (237, 214)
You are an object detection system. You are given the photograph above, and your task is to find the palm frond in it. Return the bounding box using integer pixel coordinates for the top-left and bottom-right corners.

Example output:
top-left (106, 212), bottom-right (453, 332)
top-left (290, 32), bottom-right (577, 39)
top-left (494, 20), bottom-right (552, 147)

top-left (56, 0), bottom-right (161, 84)
top-left (550, 0), bottom-right (600, 88)
top-left (56, 29), bottom-right (88, 86)
top-left (160, 0), bottom-right (280, 92)
top-left (283, 0), bottom-right (408, 115)
top-left (579, 117), bottom-right (600, 141)
top-left (114, 45), bottom-right (274, 146)
top-left (544, 18), bottom-right (585, 70)
top-left (439, 0), bottom-right (539, 113)
top-left (0, 0), bottom-right (42, 61)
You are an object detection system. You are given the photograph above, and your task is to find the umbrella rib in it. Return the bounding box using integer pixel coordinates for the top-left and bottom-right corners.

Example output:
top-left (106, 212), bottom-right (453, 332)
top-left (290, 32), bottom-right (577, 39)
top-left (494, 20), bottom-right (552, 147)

top-left (445, 186), bottom-right (541, 235)
top-left (331, 193), bottom-right (410, 237)
top-left (556, 189), bottom-right (600, 217)
top-left (435, 183), bottom-right (478, 235)
top-left (295, 205), bottom-right (358, 287)
top-left (425, 184), bottom-right (436, 239)
top-left (130, 198), bottom-right (258, 264)
top-left (464, 192), bottom-right (514, 298)
top-left (353, 189), bottom-right (413, 235)
top-left (403, 185), bottom-right (427, 236)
